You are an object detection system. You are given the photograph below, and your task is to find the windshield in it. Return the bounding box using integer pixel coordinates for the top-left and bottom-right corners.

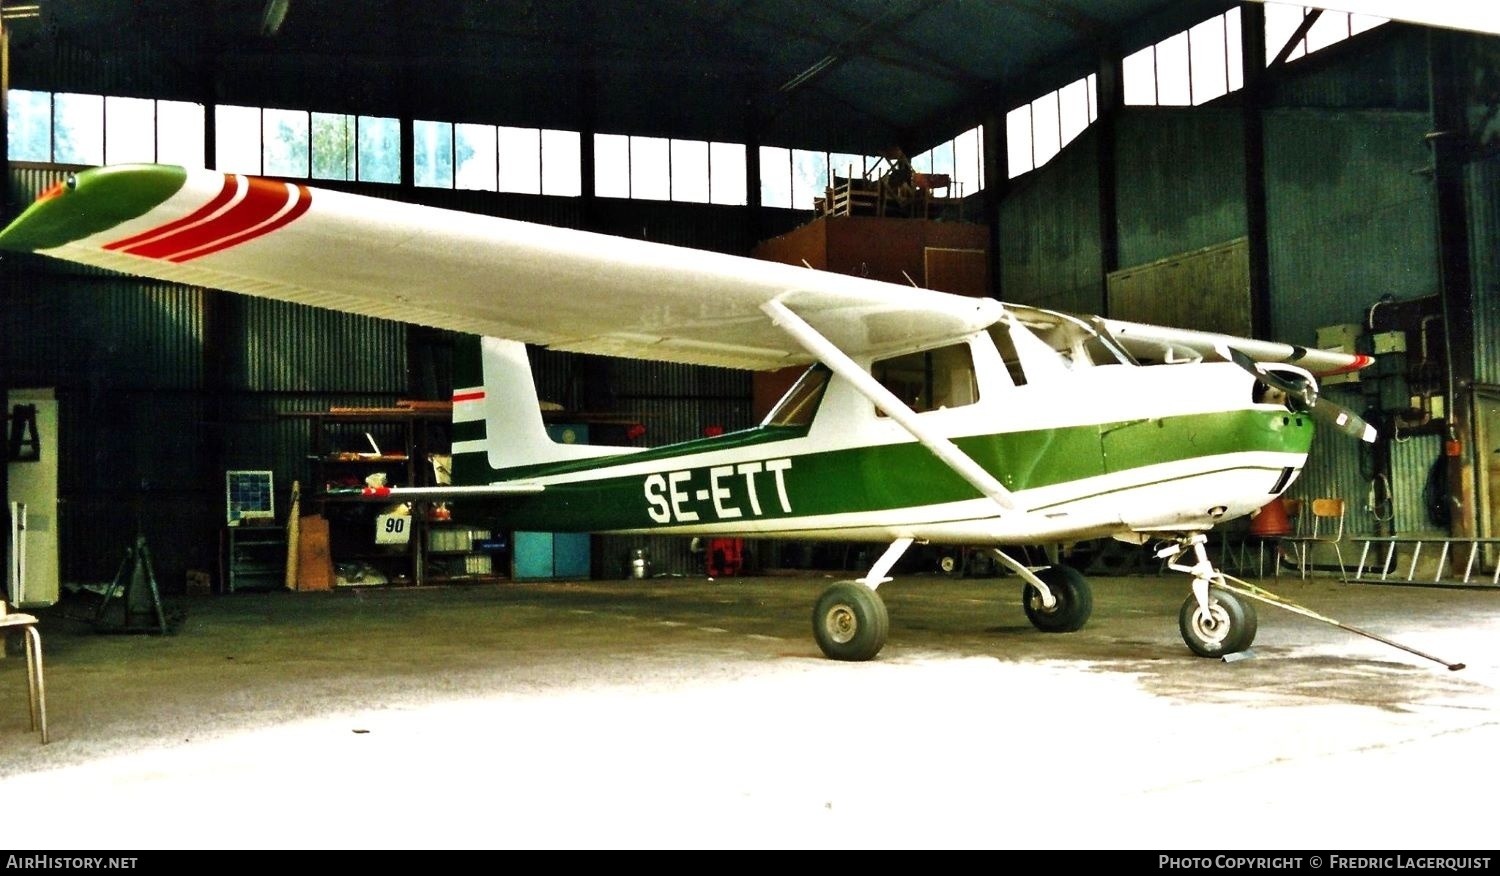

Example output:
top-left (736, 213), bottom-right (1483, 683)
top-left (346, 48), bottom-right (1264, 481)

top-left (990, 306), bottom-right (1136, 385)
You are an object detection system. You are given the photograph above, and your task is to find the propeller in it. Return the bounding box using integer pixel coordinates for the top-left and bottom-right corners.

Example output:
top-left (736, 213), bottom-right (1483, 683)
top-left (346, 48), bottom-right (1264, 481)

top-left (1216, 344), bottom-right (1377, 443)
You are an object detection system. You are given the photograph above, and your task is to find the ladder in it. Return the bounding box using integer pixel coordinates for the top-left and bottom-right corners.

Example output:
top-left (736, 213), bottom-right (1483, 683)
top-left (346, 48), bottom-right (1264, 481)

top-left (1351, 536), bottom-right (1500, 588)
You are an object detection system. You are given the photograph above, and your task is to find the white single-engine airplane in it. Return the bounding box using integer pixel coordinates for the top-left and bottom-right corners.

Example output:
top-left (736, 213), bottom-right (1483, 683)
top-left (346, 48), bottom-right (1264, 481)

top-left (7, 164), bottom-right (1448, 666)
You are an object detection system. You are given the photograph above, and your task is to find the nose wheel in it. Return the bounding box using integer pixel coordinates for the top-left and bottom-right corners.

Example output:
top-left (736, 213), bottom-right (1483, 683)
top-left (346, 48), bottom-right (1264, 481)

top-left (1178, 587), bottom-right (1258, 657)
top-left (1160, 533), bottom-right (1259, 658)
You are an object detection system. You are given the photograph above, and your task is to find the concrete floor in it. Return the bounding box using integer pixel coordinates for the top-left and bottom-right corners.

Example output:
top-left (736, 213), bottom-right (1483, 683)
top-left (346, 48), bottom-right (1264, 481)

top-left (2, 569), bottom-right (1498, 850)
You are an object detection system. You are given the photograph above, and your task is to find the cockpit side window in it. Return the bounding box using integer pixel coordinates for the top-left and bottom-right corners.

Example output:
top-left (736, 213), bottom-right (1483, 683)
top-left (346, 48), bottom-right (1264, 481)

top-left (763, 364), bottom-right (831, 428)
top-left (872, 342), bottom-right (978, 414)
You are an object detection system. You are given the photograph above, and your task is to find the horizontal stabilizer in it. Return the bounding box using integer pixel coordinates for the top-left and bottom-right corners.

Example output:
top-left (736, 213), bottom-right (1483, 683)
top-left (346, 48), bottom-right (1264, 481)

top-left (325, 484), bottom-right (545, 502)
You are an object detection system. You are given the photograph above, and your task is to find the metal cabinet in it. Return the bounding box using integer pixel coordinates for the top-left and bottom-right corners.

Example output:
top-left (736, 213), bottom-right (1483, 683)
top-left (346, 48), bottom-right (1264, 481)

top-left (223, 525), bottom-right (288, 592)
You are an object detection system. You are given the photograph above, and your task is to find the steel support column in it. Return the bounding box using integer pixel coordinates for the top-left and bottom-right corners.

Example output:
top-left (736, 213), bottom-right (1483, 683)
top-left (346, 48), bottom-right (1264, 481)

top-left (1428, 28), bottom-right (1480, 542)
top-left (982, 110), bottom-right (1006, 301)
top-left (1241, 2), bottom-right (1272, 340)
top-left (1096, 48), bottom-right (1123, 316)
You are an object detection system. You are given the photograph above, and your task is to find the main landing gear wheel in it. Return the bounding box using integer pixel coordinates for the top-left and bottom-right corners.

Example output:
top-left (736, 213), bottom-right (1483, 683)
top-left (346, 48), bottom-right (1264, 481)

top-left (1022, 565), bottom-right (1094, 633)
top-left (1178, 587), bottom-right (1258, 657)
top-left (812, 581), bottom-right (889, 661)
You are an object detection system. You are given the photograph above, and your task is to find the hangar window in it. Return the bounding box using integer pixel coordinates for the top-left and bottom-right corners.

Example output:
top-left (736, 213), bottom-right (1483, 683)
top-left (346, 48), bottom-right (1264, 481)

top-left (872, 344), bottom-right (979, 414)
top-left (1123, 7), bottom-right (1386, 108)
top-left (595, 134), bottom-right (631, 198)
top-left (53, 92), bottom-right (104, 165)
top-left (499, 126), bottom-right (542, 194)
top-left (454, 123), bottom-right (497, 191)
top-left (709, 142), bottom-right (747, 206)
top-left (761, 146), bottom-right (881, 210)
top-left (264, 109), bottom-right (310, 177)
top-left (215, 104), bottom-right (262, 173)
top-left (791, 149), bottom-right (828, 211)
top-left (596, 134), bottom-right (742, 204)
top-left (540, 130), bottom-right (582, 197)
top-left (104, 97), bottom-right (155, 165)
top-left (1264, 4), bottom-right (1387, 63)
top-left (630, 136), bottom-right (671, 201)
top-left (157, 101), bottom-right (205, 168)
top-left (8, 91), bottom-right (205, 167)
top-left (1007, 75), bottom-right (1096, 178)
top-left (311, 112), bottom-right (356, 180)
top-left (413, 120), bottom-right (453, 188)
top-left (760, 145), bottom-right (792, 208)
top-left (913, 127), bottom-right (984, 198)
top-left (671, 139), bottom-right (709, 203)
top-left (357, 115), bottom-right (401, 184)
top-left (6, 90), bottom-right (52, 161)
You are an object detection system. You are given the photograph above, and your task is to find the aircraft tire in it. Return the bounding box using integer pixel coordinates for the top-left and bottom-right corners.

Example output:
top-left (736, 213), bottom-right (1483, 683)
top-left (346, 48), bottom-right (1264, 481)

top-left (1022, 565), bottom-right (1093, 633)
top-left (812, 581), bottom-right (889, 661)
top-left (1178, 587), bottom-right (1258, 657)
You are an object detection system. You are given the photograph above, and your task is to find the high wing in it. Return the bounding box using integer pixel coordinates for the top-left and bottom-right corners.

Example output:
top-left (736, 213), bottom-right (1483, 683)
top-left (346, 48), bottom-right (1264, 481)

top-left (0, 164), bottom-right (1001, 370)
top-left (1097, 316), bottom-right (1373, 378)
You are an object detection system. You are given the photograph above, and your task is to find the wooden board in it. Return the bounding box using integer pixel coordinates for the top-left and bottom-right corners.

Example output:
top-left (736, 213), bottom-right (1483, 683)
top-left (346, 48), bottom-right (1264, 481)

top-left (296, 515), bottom-right (335, 592)
top-left (1106, 237), bottom-right (1251, 338)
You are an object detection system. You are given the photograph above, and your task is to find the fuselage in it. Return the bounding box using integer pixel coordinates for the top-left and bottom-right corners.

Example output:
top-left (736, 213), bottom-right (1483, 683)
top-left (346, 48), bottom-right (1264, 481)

top-left (452, 311), bottom-right (1316, 546)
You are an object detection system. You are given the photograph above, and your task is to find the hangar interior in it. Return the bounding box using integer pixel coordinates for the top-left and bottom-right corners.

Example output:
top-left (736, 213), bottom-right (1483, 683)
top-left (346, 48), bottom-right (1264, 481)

top-left (2, 0), bottom-right (1499, 603)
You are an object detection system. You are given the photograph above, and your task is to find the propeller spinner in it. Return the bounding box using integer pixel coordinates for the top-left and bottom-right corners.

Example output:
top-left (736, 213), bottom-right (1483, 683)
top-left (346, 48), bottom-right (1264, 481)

top-left (1216, 345), bottom-right (1377, 444)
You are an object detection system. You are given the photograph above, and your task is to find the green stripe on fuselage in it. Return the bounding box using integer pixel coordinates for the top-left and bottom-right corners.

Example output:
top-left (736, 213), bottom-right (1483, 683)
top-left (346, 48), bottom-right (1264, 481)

top-left (0, 165), bottom-right (188, 252)
top-left (460, 409), bottom-right (1312, 532)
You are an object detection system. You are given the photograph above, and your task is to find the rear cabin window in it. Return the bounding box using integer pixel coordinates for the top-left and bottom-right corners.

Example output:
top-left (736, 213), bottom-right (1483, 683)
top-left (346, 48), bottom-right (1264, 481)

top-left (872, 343), bottom-right (978, 414)
top-left (764, 365), bottom-right (831, 428)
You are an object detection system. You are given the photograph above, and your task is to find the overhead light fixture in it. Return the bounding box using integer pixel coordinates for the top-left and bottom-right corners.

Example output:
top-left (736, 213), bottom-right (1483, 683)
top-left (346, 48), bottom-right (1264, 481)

top-left (260, 0), bottom-right (289, 37)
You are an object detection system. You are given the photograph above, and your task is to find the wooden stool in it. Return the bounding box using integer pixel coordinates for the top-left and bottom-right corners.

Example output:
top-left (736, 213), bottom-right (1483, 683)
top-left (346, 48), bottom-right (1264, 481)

top-left (1, 613), bottom-right (47, 744)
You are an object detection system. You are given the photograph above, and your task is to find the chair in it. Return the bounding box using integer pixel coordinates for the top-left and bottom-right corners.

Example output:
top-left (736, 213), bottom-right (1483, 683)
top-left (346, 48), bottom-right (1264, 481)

top-left (1, 611), bottom-right (47, 744)
top-left (1280, 498), bottom-right (1348, 581)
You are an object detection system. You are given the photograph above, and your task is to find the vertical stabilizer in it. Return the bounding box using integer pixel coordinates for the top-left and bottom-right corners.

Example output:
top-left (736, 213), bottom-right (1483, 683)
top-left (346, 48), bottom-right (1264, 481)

top-left (450, 337), bottom-right (622, 482)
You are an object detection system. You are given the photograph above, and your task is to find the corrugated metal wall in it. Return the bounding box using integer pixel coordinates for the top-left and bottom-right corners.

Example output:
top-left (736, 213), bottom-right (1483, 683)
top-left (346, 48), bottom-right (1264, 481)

top-left (1263, 109), bottom-right (1437, 344)
top-left (1272, 26), bottom-right (1432, 112)
top-left (1115, 108), bottom-right (1247, 269)
top-left (1292, 428), bottom-right (1443, 539)
top-left (1390, 434), bottom-right (1445, 535)
top-left (231, 297), bottom-right (407, 393)
top-left (1468, 155), bottom-right (1500, 387)
top-left (1259, 108), bottom-right (1438, 535)
top-left (997, 130), bottom-right (1102, 313)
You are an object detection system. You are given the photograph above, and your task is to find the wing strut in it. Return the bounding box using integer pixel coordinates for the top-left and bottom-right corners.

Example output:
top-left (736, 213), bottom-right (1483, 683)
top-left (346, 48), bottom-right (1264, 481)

top-left (762, 297), bottom-right (1017, 513)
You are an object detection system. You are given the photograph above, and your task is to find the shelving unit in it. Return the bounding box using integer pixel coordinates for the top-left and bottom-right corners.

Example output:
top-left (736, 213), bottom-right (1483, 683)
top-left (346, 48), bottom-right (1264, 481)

top-left (285, 405), bottom-right (502, 587)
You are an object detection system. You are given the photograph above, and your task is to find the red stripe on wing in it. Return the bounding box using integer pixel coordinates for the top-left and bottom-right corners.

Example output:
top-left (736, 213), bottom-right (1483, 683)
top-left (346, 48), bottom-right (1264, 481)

top-left (121, 177), bottom-right (293, 260)
top-left (104, 174), bottom-right (240, 252)
top-left (168, 184), bottom-right (312, 263)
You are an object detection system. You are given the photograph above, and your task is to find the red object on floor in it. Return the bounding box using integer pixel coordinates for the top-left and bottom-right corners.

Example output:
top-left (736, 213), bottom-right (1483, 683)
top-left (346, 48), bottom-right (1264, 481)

top-left (1249, 496), bottom-right (1292, 537)
top-left (707, 538), bottom-right (743, 577)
